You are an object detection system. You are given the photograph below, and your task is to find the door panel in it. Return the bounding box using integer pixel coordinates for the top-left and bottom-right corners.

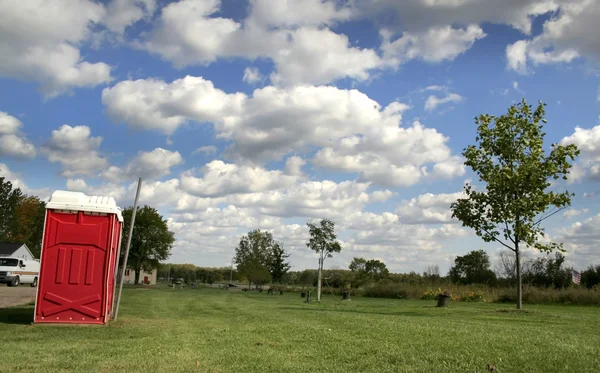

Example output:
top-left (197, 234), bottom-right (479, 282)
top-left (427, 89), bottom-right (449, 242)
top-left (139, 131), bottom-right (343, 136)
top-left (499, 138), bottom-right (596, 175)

top-left (35, 212), bottom-right (110, 324)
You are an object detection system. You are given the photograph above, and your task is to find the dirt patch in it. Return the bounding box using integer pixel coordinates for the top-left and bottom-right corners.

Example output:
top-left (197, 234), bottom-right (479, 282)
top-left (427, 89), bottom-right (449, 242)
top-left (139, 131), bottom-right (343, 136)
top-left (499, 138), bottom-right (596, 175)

top-left (0, 285), bottom-right (37, 308)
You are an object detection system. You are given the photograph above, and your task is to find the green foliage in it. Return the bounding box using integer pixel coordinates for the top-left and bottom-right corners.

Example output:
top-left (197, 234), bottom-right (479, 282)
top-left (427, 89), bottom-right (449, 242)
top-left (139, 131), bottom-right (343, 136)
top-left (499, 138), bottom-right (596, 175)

top-left (365, 259), bottom-right (389, 281)
top-left (523, 252), bottom-right (572, 289)
top-left (268, 242), bottom-right (291, 283)
top-left (460, 290), bottom-right (487, 302)
top-left (363, 280), bottom-right (410, 299)
top-left (11, 195), bottom-right (46, 258)
top-left (420, 288), bottom-right (441, 300)
top-left (0, 176), bottom-right (45, 257)
top-left (496, 285), bottom-right (600, 305)
top-left (0, 176), bottom-right (24, 242)
top-left (349, 257), bottom-right (389, 285)
top-left (581, 265), bottom-right (600, 289)
top-left (159, 263), bottom-right (243, 284)
top-left (298, 269), bottom-right (317, 286)
top-left (451, 100), bottom-right (579, 308)
top-left (452, 100), bottom-right (579, 253)
top-left (122, 205), bottom-right (174, 284)
top-left (349, 257), bottom-right (367, 272)
top-left (234, 229), bottom-right (290, 287)
top-left (449, 250), bottom-right (497, 285)
top-left (306, 218), bottom-right (341, 259)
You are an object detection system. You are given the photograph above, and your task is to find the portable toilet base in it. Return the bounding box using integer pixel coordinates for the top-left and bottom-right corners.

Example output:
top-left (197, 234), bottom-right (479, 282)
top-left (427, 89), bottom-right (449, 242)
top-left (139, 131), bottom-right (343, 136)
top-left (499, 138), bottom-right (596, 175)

top-left (34, 191), bottom-right (123, 325)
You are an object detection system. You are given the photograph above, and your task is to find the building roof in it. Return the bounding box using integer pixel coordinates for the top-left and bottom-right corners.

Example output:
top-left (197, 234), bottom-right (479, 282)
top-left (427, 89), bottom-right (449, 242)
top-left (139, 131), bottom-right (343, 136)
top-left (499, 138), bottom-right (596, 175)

top-left (0, 243), bottom-right (26, 256)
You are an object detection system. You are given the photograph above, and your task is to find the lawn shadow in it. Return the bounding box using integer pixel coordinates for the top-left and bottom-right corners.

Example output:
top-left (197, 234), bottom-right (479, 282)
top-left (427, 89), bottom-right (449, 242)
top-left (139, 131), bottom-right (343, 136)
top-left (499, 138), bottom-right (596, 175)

top-left (0, 306), bottom-right (34, 325)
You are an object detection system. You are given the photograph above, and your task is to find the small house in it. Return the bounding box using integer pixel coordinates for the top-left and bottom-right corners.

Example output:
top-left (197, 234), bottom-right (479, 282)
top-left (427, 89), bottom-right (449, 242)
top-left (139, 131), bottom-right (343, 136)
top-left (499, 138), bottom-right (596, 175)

top-left (0, 243), bottom-right (35, 260)
top-left (122, 267), bottom-right (157, 285)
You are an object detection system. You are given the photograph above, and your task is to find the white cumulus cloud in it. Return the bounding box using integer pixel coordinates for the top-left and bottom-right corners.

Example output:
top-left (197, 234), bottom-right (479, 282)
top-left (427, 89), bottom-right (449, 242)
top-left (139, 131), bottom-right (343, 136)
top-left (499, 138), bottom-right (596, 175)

top-left (0, 0), bottom-right (113, 97)
top-left (0, 112), bottom-right (36, 159)
top-left (101, 148), bottom-right (184, 182)
top-left (43, 125), bottom-right (109, 177)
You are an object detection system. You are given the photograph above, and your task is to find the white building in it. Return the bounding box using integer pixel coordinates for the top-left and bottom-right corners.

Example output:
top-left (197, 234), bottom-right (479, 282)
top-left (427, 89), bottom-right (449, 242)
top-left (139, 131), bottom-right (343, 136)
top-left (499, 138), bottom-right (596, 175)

top-left (122, 268), bottom-right (158, 285)
top-left (0, 243), bottom-right (35, 260)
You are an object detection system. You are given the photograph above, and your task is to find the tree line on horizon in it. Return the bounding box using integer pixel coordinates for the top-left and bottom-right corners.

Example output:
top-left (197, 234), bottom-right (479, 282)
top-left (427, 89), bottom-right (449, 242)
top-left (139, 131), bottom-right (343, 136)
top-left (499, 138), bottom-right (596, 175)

top-left (158, 248), bottom-right (600, 291)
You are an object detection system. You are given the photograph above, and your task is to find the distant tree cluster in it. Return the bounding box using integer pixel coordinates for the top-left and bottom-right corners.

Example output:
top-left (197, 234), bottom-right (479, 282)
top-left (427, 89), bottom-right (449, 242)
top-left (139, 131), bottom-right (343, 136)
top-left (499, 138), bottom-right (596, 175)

top-left (234, 229), bottom-right (291, 289)
top-left (157, 263), bottom-right (227, 285)
top-left (0, 176), bottom-right (46, 258)
top-left (349, 257), bottom-right (390, 286)
top-left (449, 250), bottom-right (497, 285)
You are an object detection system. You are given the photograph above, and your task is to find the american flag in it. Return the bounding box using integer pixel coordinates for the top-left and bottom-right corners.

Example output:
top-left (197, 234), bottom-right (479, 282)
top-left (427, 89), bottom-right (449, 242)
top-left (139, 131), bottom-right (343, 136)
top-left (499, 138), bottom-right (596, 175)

top-left (572, 270), bottom-right (581, 285)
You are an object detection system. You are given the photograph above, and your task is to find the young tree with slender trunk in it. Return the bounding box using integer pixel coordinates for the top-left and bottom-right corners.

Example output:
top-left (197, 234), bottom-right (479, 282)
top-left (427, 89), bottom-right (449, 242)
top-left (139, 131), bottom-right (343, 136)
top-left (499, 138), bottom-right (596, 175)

top-left (306, 219), bottom-right (341, 302)
top-left (451, 99), bottom-right (579, 309)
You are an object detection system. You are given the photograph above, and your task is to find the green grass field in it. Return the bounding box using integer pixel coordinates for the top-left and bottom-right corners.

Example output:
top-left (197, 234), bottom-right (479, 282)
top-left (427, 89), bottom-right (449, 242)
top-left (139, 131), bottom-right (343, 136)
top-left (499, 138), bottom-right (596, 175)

top-left (1, 287), bottom-right (599, 373)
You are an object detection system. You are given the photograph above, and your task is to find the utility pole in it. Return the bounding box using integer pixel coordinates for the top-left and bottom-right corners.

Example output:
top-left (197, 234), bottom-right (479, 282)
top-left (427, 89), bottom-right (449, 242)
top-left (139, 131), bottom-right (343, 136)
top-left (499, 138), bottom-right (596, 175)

top-left (229, 257), bottom-right (234, 283)
top-left (114, 177), bottom-right (142, 321)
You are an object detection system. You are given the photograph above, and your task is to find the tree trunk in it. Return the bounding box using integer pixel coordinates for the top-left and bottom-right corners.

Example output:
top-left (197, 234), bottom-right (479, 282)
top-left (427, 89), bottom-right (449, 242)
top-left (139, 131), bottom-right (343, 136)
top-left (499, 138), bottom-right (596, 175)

top-left (317, 249), bottom-right (324, 302)
top-left (515, 240), bottom-right (522, 310)
top-left (135, 269), bottom-right (141, 285)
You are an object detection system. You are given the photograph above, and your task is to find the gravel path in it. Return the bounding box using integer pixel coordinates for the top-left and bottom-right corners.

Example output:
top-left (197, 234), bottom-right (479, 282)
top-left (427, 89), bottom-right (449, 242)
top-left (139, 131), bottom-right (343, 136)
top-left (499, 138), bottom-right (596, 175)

top-left (0, 285), bottom-right (36, 308)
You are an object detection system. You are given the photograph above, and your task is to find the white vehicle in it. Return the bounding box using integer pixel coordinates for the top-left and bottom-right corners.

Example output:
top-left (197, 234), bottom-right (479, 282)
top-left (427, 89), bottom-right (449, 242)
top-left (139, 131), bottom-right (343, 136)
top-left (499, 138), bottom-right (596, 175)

top-left (0, 257), bottom-right (40, 287)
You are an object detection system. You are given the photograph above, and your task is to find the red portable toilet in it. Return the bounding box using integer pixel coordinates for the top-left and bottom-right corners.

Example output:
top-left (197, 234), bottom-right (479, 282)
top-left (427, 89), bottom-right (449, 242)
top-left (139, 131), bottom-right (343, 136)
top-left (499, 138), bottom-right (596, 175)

top-left (34, 190), bottom-right (123, 325)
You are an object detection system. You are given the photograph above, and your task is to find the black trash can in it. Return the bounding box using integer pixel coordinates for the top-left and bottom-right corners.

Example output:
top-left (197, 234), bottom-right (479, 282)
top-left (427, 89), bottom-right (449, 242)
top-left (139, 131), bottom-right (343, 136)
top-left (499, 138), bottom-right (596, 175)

top-left (300, 292), bottom-right (306, 298)
top-left (437, 294), bottom-right (451, 307)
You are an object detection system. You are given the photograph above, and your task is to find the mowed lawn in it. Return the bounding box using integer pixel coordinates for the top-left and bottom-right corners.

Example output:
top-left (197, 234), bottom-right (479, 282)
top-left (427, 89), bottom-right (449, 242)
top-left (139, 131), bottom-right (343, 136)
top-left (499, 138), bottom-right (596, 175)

top-left (1, 287), bottom-right (599, 373)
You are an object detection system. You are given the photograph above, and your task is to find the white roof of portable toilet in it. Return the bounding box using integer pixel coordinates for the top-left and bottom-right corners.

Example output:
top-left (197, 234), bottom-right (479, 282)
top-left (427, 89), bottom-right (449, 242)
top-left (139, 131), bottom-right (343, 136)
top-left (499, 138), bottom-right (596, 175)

top-left (46, 190), bottom-right (124, 222)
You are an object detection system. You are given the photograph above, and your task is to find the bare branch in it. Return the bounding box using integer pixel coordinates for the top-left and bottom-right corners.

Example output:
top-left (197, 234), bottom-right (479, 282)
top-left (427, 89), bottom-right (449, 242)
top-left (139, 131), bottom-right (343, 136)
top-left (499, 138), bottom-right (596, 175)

top-left (478, 225), bottom-right (515, 252)
top-left (533, 206), bottom-right (567, 225)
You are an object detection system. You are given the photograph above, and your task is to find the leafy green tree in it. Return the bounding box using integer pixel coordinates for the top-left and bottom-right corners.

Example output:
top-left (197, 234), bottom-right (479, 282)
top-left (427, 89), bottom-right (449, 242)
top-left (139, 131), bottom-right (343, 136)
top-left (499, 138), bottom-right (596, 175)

top-left (298, 269), bottom-right (317, 287)
top-left (581, 265), bottom-right (600, 289)
top-left (122, 205), bottom-right (175, 284)
top-left (306, 219), bottom-right (341, 301)
top-left (0, 177), bottom-right (22, 242)
top-left (234, 229), bottom-right (277, 289)
top-left (449, 250), bottom-right (496, 285)
top-left (349, 257), bottom-right (368, 286)
top-left (11, 195), bottom-right (46, 258)
top-left (205, 271), bottom-right (216, 285)
top-left (524, 252), bottom-right (571, 289)
top-left (268, 243), bottom-right (291, 283)
top-left (365, 259), bottom-right (389, 282)
top-left (349, 257), bottom-right (367, 272)
top-left (451, 100), bottom-right (579, 309)
top-left (349, 257), bottom-right (388, 284)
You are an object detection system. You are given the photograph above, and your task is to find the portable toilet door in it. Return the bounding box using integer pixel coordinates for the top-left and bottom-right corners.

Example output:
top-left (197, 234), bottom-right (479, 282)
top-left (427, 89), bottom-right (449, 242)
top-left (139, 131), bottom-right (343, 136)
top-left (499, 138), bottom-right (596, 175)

top-left (34, 191), bottom-right (123, 325)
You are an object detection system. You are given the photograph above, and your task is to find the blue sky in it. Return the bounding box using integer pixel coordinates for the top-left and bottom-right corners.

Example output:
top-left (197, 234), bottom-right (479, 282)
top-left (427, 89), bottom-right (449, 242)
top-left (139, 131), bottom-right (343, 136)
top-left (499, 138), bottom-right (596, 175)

top-left (1, 0), bottom-right (599, 273)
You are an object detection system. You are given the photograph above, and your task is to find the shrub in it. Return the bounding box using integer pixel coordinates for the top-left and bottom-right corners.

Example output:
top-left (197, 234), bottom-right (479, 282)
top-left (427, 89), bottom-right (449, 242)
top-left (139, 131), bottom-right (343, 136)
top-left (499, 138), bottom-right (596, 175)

top-left (460, 290), bottom-right (487, 302)
top-left (421, 288), bottom-right (440, 300)
top-left (363, 281), bottom-right (412, 299)
top-left (494, 285), bottom-right (600, 305)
